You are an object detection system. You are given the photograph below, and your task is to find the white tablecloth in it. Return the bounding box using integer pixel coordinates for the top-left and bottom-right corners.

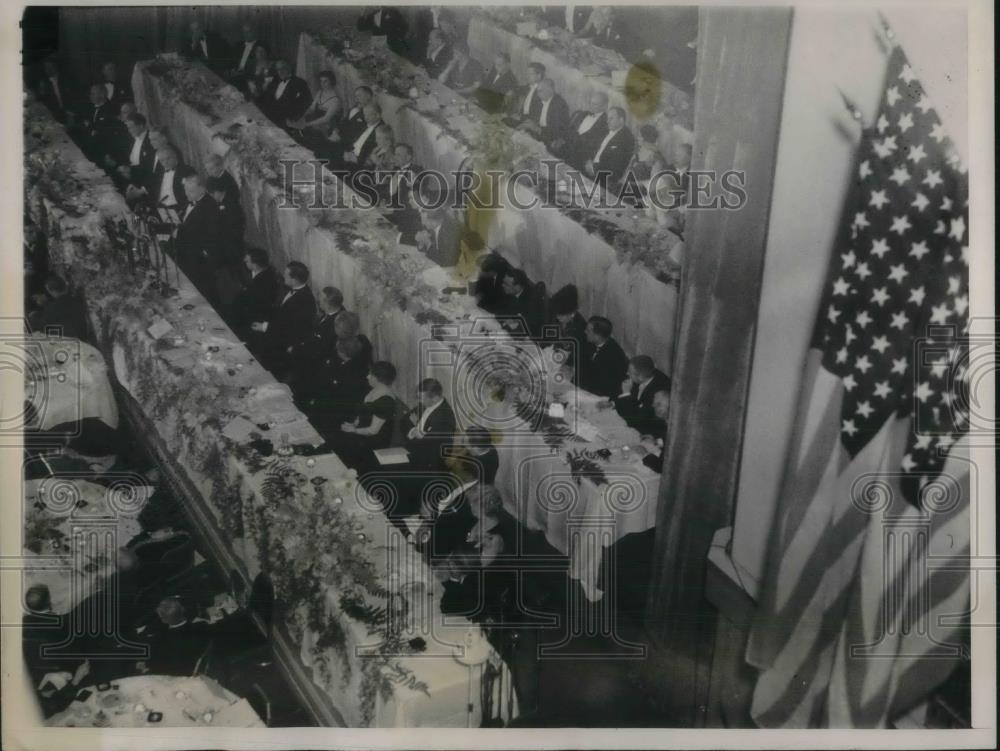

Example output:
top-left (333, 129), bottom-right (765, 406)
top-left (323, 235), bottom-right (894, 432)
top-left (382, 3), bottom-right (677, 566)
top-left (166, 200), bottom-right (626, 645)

top-left (297, 32), bottom-right (679, 371)
top-left (24, 335), bottom-right (118, 431)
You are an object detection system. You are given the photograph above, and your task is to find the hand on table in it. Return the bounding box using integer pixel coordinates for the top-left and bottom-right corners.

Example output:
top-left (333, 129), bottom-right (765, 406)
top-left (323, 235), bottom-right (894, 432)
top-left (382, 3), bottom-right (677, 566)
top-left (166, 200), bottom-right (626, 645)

top-left (340, 421), bottom-right (356, 433)
top-left (343, 152), bottom-right (358, 164)
top-left (250, 322), bottom-right (267, 332)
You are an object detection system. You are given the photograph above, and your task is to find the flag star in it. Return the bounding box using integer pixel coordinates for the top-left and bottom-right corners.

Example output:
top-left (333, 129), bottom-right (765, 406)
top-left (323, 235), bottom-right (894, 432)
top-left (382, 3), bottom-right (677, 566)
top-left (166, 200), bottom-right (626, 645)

top-left (827, 305), bottom-right (841, 323)
top-left (886, 86), bottom-right (902, 106)
top-left (855, 310), bottom-right (873, 329)
top-left (841, 250), bottom-right (857, 268)
top-left (871, 335), bottom-right (890, 354)
top-left (929, 358), bottom-right (948, 378)
top-left (891, 357), bottom-right (908, 375)
top-left (937, 434), bottom-right (954, 450)
top-left (914, 433), bottom-right (932, 450)
top-left (832, 277), bottom-right (851, 296)
top-left (889, 215), bottom-right (912, 235)
top-left (909, 240), bottom-right (930, 260)
top-left (890, 311), bottom-right (908, 330)
top-left (845, 325), bottom-right (857, 345)
top-left (934, 220), bottom-right (946, 235)
top-left (855, 262), bottom-right (872, 280)
top-left (888, 264), bottom-right (908, 284)
top-left (889, 166), bottom-right (911, 186)
top-left (874, 380), bottom-right (892, 399)
top-left (853, 211), bottom-right (870, 229)
top-left (940, 196), bottom-right (953, 212)
top-left (859, 160), bottom-right (873, 179)
top-left (915, 381), bottom-right (934, 403)
top-left (897, 112), bottom-right (914, 133)
top-left (908, 286), bottom-right (926, 306)
top-left (871, 286), bottom-right (890, 306)
top-left (907, 143), bottom-right (927, 164)
top-left (855, 355), bottom-right (873, 374)
top-left (929, 122), bottom-right (948, 143)
top-left (909, 192), bottom-right (930, 212)
top-left (915, 94), bottom-right (932, 113)
top-left (869, 189), bottom-right (890, 209)
top-left (923, 169), bottom-right (943, 189)
top-left (873, 135), bottom-right (898, 158)
top-left (899, 64), bottom-right (917, 83)
top-left (947, 276), bottom-right (961, 295)
top-left (901, 453), bottom-right (916, 472)
top-left (949, 215), bottom-right (966, 241)
top-left (930, 303), bottom-right (951, 324)
top-left (871, 237), bottom-right (891, 257)
top-left (953, 295), bottom-right (968, 316)
top-left (836, 347), bottom-right (848, 364)
top-left (842, 374), bottom-right (857, 392)
top-left (876, 114), bottom-right (890, 133)
top-left (842, 419), bottom-right (858, 437)
top-left (856, 400), bottom-right (874, 418)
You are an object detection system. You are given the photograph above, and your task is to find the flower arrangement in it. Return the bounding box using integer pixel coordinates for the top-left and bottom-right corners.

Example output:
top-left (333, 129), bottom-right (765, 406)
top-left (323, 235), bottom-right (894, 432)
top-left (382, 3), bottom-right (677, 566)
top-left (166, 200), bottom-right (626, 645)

top-left (612, 224), bottom-right (683, 286)
top-left (565, 448), bottom-right (610, 486)
top-left (145, 57), bottom-right (245, 126)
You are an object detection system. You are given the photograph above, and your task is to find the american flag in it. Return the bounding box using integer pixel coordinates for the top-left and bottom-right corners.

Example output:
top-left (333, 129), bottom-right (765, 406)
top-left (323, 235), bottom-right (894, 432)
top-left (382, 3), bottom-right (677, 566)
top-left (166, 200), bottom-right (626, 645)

top-left (746, 42), bottom-right (971, 727)
top-left (817, 45), bottom-right (969, 506)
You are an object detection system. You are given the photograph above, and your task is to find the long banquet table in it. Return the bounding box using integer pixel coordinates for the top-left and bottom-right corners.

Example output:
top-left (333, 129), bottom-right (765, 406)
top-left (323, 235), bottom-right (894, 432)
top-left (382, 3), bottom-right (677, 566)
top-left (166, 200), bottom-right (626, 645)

top-left (130, 57), bottom-right (663, 602)
top-left (25, 96), bottom-right (515, 728)
top-left (297, 31), bottom-right (680, 370)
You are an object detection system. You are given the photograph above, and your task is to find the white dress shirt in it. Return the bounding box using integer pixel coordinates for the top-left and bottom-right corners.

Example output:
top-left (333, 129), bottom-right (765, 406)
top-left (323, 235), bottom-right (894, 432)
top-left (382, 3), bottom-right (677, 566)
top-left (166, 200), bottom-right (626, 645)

top-left (238, 41), bottom-right (256, 71)
top-left (104, 82), bottom-right (115, 100)
top-left (352, 121), bottom-right (378, 155)
top-left (438, 479), bottom-right (477, 513)
top-left (48, 76), bottom-right (63, 108)
top-left (275, 79), bottom-right (289, 99)
top-left (373, 9), bottom-right (383, 27)
top-left (577, 112), bottom-right (600, 135)
top-left (199, 39), bottom-right (208, 58)
top-left (539, 97), bottom-right (553, 127)
top-left (418, 398), bottom-right (442, 433)
top-left (521, 83), bottom-right (538, 115)
top-left (593, 127), bottom-right (622, 162)
top-left (159, 170), bottom-right (177, 206)
top-left (129, 131), bottom-right (147, 166)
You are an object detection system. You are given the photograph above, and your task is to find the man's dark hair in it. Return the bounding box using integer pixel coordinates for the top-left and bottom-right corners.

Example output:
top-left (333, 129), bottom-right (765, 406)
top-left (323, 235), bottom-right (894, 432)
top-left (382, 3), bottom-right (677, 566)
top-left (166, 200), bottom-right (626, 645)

top-left (418, 378), bottom-right (443, 398)
top-left (629, 355), bottom-right (656, 378)
top-left (245, 247), bottom-right (269, 267)
top-left (286, 261), bottom-right (309, 284)
top-left (588, 315), bottom-right (613, 339)
top-left (321, 286), bottom-right (344, 308)
top-left (504, 268), bottom-right (529, 291)
top-left (179, 165), bottom-right (200, 181)
top-left (355, 85), bottom-right (373, 98)
top-left (205, 176), bottom-right (227, 194)
top-left (370, 360), bottom-right (397, 385)
top-left (25, 584), bottom-right (51, 613)
top-left (125, 112), bottom-right (146, 128)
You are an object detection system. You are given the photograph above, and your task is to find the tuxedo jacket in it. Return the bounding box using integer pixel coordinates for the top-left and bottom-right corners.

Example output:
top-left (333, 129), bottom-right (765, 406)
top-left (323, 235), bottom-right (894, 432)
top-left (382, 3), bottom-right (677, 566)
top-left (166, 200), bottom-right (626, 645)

top-left (550, 311), bottom-right (589, 377)
top-left (102, 79), bottom-right (132, 108)
top-left (230, 40), bottom-right (264, 76)
top-left (211, 169), bottom-right (241, 208)
top-left (174, 195), bottom-right (221, 275)
top-left (36, 73), bottom-right (70, 119)
top-left (615, 369), bottom-right (670, 435)
top-left (514, 83), bottom-right (543, 121)
top-left (424, 43), bottom-right (453, 79)
top-left (476, 67), bottom-right (517, 114)
top-left (380, 162), bottom-right (422, 209)
top-left (337, 104), bottom-right (369, 144)
top-left (586, 22), bottom-right (640, 62)
top-left (410, 8), bottom-right (443, 61)
top-left (423, 215), bottom-right (462, 268)
top-left (591, 126), bottom-right (636, 184)
top-left (115, 130), bottom-right (157, 183)
top-left (535, 94), bottom-right (571, 148)
top-left (350, 122), bottom-right (382, 167)
top-left (183, 31), bottom-right (231, 73)
top-left (29, 294), bottom-right (88, 340)
top-left (357, 7), bottom-right (410, 56)
top-left (236, 266), bottom-right (281, 331)
top-left (262, 76), bottom-right (312, 125)
top-left (424, 481), bottom-right (479, 561)
top-left (266, 286), bottom-right (317, 358)
top-left (214, 200), bottom-right (245, 265)
top-left (406, 399), bottom-right (457, 471)
top-left (578, 337), bottom-right (629, 399)
top-left (565, 110), bottom-right (608, 167)
top-left (147, 166), bottom-right (188, 211)
top-left (78, 101), bottom-right (117, 160)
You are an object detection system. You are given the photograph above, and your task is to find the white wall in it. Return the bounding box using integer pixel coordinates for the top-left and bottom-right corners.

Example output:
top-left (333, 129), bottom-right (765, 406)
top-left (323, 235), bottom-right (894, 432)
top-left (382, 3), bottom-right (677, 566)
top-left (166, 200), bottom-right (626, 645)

top-left (730, 5), bottom-right (968, 594)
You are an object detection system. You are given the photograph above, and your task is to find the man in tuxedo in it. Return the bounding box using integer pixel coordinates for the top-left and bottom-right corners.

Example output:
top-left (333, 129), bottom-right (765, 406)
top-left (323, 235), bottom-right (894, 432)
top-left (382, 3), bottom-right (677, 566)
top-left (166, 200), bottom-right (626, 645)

top-left (28, 274), bottom-right (87, 340)
top-left (410, 6), bottom-right (455, 62)
top-left (150, 147), bottom-right (187, 212)
top-left (204, 154), bottom-right (241, 208)
top-left (579, 7), bottom-right (641, 61)
top-left (547, 283), bottom-right (588, 380)
top-left (251, 261), bottom-right (316, 377)
top-left (585, 106), bottom-right (636, 188)
top-left (357, 6), bottom-right (410, 57)
top-left (36, 58), bottom-right (69, 121)
top-left (636, 387), bottom-right (670, 473)
top-left (405, 378), bottom-right (456, 473)
top-left (416, 207), bottom-right (462, 268)
top-left (227, 22), bottom-right (263, 89)
top-left (289, 285), bottom-right (345, 403)
top-left (422, 28), bottom-right (453, 79)
top-left (327, 85), bottom-right (373, 148)
top-left (472, 251), bottom-right (511, 315)
top-left (338, 103), bottom-right (383, 171)
top-left (75, 83), bottom-right (117, 164)
top-left (261, 60), bottom-right (311, 128)
top-left (381, 143), bottom-right (421, 210)
top-left (476, 52), bottom-right (518, 114)
top-left (206, 175), bottom-right (244, 306)
top-left (132, 597), bottom-right (217, 677)
top-left (100, 61), bottom-right (131, 109)
top-left (174, 171), bottom-right (221, 301)
top-left (519, 78), bottom-right (570, 150)
top-left (510, 62), bottom-right (545, 125)
top-left (614, 355), bottom-right (671, 435)
top-left (183, 19), bottom-right (230, 74)
top-left (578, 316), bottom-right (628, 399)
top-left (233, 247), bottom-right (280, 344)
top-left (111, 112), bottom-right (156, 191)
top-left (553, 91), bottom-right (609, 169)
top-left (500, 268), bottom-right (544, 339)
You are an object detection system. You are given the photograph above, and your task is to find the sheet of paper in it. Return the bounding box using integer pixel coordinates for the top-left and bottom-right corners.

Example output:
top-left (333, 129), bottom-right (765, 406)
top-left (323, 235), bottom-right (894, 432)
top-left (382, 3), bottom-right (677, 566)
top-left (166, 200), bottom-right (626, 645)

top-left (374, 448), bottom-right (410, 465)
top-left (147, 318), bottom-right (174, 340)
